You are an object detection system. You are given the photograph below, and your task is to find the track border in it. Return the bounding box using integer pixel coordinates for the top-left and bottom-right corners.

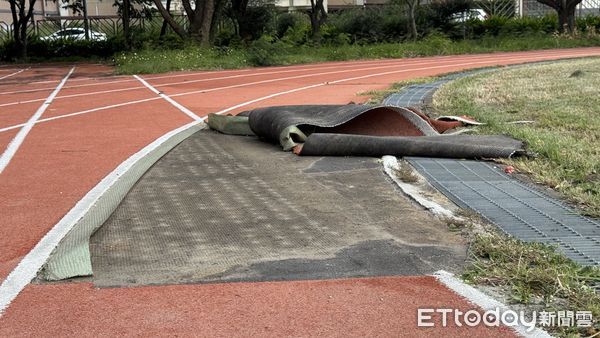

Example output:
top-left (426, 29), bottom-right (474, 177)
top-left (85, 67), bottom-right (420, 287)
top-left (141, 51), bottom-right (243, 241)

top-left (0, 121), bottom-right (204, 314)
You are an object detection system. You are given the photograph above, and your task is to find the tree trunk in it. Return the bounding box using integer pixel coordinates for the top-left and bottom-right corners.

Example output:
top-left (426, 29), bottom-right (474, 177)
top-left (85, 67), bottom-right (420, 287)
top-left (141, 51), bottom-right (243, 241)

top-left (199, 0), bottom-right (215, 46)
top-left (567, 4), bottom-right (576, 33)
top-left (408, 4), bottom-right (417, 40)
top-left (188, 0), bottom-right (214, 46)
top-left (82, 0), bottom-right (90, 39)
top-left (123, 0), bottom-right (131, 47)
top-left (9, 0), bottom-right (36, 59)
top-left (558, 7), bottom-right (568, 32)
top-left (308, 0), bottom-right (326, 42)
top-left (160, 0), bottom-right (172, 37)
top-left (556, 4), bottom-right (577, 33)
top-left (152, 0), bottom-right (188, 38)
top-left (231, 0), bottom-right (249, 40)
top-left (310, 14), bottom-right (320, 40)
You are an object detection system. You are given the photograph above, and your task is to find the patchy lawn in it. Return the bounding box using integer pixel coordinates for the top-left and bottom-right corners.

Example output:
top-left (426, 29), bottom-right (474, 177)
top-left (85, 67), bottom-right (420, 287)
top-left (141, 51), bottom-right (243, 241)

top-left (433, 57), bottom-right (600, 217)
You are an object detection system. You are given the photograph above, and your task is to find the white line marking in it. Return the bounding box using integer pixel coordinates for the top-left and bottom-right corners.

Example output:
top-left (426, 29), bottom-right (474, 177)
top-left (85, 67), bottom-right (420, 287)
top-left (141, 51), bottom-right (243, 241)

top-left (0, 51), bottom-right (594, 316)
top-left (134, 75), bottom-right (201, 121)
top-left (433, 270), bottom-right (551, 338)
top-left (0, 57), bottom-right (427, 97)
top-left (0, 121), bottom-right (201, 315)
top-left (0, 51), bottom-right (594, 134)
top-left (0, 97), bottom-right (161, 133)
top-left (0, 69), bottom-right (27, 81)
top-left (0, 49), bottom-right (576, 97)
top-left (0, 67), bottom-right (75, 174)
top-left (1, 58), bottom-right (419, 107)
top-left (1, 49), bottom-right (594, 108)
top-left (207, 51), bottom-right (596, 116)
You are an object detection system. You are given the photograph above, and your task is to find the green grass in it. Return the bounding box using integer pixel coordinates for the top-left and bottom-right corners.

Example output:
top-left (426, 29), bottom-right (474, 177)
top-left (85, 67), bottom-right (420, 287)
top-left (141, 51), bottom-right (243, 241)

top-left (372, 60), bottom-right (600, 336)
top-left (463, 231), bottom-right (600, 337)
top-left (433, 57), bottom-right (600, 217)
top-left (114, 34), bottom-right (600, 74)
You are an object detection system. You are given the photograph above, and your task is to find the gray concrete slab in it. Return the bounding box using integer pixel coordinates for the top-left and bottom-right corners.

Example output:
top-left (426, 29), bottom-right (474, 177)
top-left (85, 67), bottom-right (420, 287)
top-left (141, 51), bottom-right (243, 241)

top-left (90, 130), bottom-right (467, 287)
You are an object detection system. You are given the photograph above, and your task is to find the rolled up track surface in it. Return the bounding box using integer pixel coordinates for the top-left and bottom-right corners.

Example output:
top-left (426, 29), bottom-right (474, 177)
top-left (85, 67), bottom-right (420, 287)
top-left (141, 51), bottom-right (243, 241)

top-left (243, 104), bottom-right (526, 159)
top-left (298, 134), bottom-right (526, 158)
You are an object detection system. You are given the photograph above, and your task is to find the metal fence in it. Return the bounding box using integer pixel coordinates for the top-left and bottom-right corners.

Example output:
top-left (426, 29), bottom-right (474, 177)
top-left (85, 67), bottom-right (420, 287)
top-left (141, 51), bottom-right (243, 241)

top-left (519, 0), bottom-right (600, 17)
top-left (477, 0), bottom-right (517, 17)
top-left (0, 15), bottom-right (189, 41)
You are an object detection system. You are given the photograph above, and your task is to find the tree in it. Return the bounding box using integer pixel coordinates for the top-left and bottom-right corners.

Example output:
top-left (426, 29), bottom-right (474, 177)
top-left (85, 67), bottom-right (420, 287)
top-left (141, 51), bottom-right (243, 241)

top-left (159, 0), bottom-right (172, 37)
top-left (227, 0), bottom-right (275, 41)
top-left (306, 0), bottom-right (327, 41)
top-left (230, 0), bottom-right (250, 39)
top-left (7, 0), bottom-right (36, 58)
top-left (405, 0), bottom-right (420, 39)
top-left (536, 0), bottom-right (582, 33)
top-left (153, 0), bottom-right (222, 45)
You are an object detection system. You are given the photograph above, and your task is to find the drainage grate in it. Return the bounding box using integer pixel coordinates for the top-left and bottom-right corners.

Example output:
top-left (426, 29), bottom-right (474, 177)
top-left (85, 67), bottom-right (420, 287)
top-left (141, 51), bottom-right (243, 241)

top-left (382, 70), bottom-right (492, 107)
top-left (386, 65), bottom-right (600, 266)
top-left (407, 157), bottom-right (600, 266)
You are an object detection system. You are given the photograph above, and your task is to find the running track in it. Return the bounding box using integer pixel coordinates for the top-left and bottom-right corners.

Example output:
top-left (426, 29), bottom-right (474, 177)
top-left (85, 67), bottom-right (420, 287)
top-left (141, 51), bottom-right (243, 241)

top-left (1, 48), bottom-right (599, 336)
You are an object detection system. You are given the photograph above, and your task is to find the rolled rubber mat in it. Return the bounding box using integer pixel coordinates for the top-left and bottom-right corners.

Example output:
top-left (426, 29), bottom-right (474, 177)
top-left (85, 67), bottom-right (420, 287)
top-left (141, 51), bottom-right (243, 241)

top-left (90, 130), bottom-right (467, 287)
top-left (244, 104), bottom-right (526, 158)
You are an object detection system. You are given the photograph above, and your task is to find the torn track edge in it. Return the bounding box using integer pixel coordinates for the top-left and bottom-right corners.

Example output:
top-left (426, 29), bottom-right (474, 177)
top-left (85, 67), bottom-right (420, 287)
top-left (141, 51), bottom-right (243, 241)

top-left (382, 155), bottom-right (456, 219)
top-left (0, 121), bottom-right (205, 315)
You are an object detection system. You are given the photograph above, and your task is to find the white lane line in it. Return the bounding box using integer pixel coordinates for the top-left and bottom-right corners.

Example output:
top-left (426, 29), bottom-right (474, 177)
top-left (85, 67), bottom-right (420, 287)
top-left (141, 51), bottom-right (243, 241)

top-left (0, 56), bottom-right (456, 109)
top-left (207, 51), bottom-right (596, 116)
top-left (433, 270), bottom-right (551, 338)
top-left (0, 50), bottom-right (557, 97)
top-left (134, 75), bottom-right (201, 121)
top-left (0, 56), bottom-right (473, 124)
top-left (1, 48), bottom-right (592, 106)
top-left (0, 69), bottom-right (27, 81)
top-left (0, 51), bottom-right (593, 316)
top-left (0, 120), bottom-right (201, 316)
top-left (0, 67), bottom-right (75, 174)
top-left (0, 57), bottom-right (420, 97)
top-left (0, 51), bottom-right (593, 134)
top-left (0, 86), bottom-right (149, 108)
top-left (0, 60), bottom-right (400, 107)
top-left (0, 97), bottom-right (161, 133)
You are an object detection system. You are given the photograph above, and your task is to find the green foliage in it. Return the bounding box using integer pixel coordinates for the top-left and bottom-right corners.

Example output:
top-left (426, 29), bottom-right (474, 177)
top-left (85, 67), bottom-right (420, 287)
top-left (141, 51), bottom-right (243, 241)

top-left (327, 6), bottom-right (408, 43)
top-left (433, 58), bottom-right (600, 217)
top-left (576, 15), bottom-right (600, 32)
top-left (468, 15), bottom-right (559, 37)
top-left (0, 36), bottom-right (126, 61)
top-left (280, 20), bottom-right (311, 46)
top-left (114, 34), bottom-right (600, 74)
top-left (246, 35), bottom-right (281, 66)
top-left (276, 12), bottom-right (305, 38)
top-left (237, 4), bottom-right (277, 40)
top-left (419, 0), bottom-right (473, 38)
top-left (463, 232), bottom-right (600, 336)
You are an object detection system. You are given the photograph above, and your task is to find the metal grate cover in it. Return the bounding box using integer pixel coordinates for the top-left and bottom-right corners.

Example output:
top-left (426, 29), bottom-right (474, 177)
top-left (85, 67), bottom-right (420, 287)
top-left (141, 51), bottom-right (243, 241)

top-left (386, 66), bottom-right (600, 266)
top-left (407, 158), bottom-right (600, 266)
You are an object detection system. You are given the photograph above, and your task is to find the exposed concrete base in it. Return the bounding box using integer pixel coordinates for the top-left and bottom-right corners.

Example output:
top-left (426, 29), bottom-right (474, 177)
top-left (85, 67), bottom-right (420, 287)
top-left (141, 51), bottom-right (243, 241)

top-left (90, 130), bottom-right (467, 287)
